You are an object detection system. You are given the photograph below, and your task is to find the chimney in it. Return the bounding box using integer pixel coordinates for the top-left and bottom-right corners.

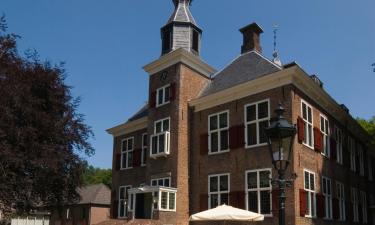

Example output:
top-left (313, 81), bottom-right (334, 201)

top-left (239, 23), bottom-right (263, 54)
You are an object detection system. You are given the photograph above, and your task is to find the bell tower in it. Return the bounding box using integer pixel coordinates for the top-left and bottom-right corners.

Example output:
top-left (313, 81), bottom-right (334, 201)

top-left (161, 0), bottom-right (202, 56)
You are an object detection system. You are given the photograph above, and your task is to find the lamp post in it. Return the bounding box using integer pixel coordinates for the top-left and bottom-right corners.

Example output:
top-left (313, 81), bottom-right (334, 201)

top-left (264, 103), bottom-right (296, 225)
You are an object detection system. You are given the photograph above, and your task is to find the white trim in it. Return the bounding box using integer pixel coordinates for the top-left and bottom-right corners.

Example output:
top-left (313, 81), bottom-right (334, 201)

top-left (118, 185), bottom-right (131, 219)
top-left (336, 181), bottom-right (346, 221)
top-left (303, 169), bottom-right (316, 218)
top-left (156, 84), bottom-right (171, 108)
top-left (151, 177), bottom-right (171, 187)
top-left (107, 117), bottom-right (147, 137)
top-left (320, 114), bottom-right (330, 158)
top-left (208, 110), bottom-right (230, 155)
top-left (322, 176), bottom-right (332, 220)
top-left (244, 99), bottom-right (270, 148)
top-left (154, 117), bottom-right (171, 134)
top-left (141, 133), bottom-right (147, 167)
top-left (208, 173), bottom-right (230, 209)
top-left (301, 99), bottom-right (314, 150)
top-left (120, 137), bottom-right (134, 170)
top-left (334, 126), bottom-right (344, 165)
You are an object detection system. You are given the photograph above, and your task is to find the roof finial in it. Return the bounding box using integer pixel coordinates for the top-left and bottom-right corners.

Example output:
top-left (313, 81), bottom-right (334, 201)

top-left (272, 24), bottom-right (282, 67)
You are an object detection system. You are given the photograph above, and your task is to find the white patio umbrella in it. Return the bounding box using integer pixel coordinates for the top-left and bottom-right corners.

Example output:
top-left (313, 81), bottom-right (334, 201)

top-left (189, 204), bottom-right (264, 223)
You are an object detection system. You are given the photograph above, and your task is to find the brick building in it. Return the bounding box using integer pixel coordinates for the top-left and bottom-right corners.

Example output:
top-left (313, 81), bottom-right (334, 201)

top-left (106, 0), bottom-right (375, 224)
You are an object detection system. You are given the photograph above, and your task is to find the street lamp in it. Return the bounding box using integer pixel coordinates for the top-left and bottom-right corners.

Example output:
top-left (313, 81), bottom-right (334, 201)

top-left (264, 103), bottom-right (296, 225)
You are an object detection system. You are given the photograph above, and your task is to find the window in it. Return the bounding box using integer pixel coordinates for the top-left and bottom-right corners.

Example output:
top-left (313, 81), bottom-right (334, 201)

top-left (320, 115), bottom-right (330, 157)
top-left (360, 191), bottom-right (368, 223)
top-left (246, 169), bottom-right (272, 215)
top-left (358, 145), bottom-right (365, 176)
top-left (119, 186), bottom-right (131, 218)
top-left (150, 118), bottom-right (170, 157)
top-left (162, 29), bottom-right (172, 53)
top-left (301, 101), bottom-right (313, 148)
top-left (156, 84), bottom-right (171, 107)
top-left (245, 100), bottom-right (270, 147)
top-left (141, 133), bottom-right (147, 166)
top-left (208, 111), bottom-right (229, 154)
top-left (336, 182), bottom-right (346, 221)
top-left (322, 177), bottom-right (332, 219)
top-left (121, 137), bottom-right (134, 169)
top-left (160, 191), bottom-right (176, 211)
top-left (192, 29), bottom-right (199, 52)
top-left (304, 170), bottom-right (316, 217)
top-left (208, 174), bottom-right (229, 208)
top-left (151, 177), bottom-right (171, 187)
top-left (351, 187), bottom-right (359, 222)
top-left (334, 126), bottom-right (343, 164)
top-left (349, 137), bottom-right (356, 172)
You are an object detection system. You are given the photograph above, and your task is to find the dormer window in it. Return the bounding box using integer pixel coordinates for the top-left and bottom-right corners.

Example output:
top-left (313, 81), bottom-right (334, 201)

top-left (156, 84), bottom-right (171, 107)
top-left (192, 29), bottom-right (199, 53)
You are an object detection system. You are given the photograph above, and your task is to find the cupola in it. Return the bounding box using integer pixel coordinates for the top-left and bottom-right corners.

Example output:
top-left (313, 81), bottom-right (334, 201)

top-left (161, 0), bottom-right (202, 56)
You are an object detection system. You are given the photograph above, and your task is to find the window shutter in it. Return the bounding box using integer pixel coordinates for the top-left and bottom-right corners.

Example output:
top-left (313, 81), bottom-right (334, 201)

top-left (150, 91), bottom-right (156, 108)
top-left (314, 127), bottom-right (323, 152)
top-left (316, 193), bottom-right (325, 218)
top-left (229, 191), bottom-right (245, 209)
top-left (230, 125), bottom-right (245, 150)
top-left (237, 125), bottom-right (245, 148)
top-left (115, 154), bottom-right (121, 171)
top-left (200, 133), bottom-right (209, 155)
top-left (299, 189), bottom-right (307, 217)
top-left (112, 200), bottom-right (118, 219)
top-left (272, 189), bottom-right (279, 214)
top-left (330, 137), bottom-right (337, 161)
top-left (132, 148), bottom-right (141, 167)
top-left (297, 117), bottom-right (305, 143)
top-left (332, 198), bottom-right (339, 220)
top-left (199, 194), bottom-right (208, 211)
top-left (229, 192), bottom-right (238, 208)
top-left (169, 82), bottom-right (177, 101)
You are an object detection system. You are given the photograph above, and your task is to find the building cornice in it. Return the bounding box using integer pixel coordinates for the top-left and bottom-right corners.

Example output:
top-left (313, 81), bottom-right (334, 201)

top-left (143, 48), bottom-right (216, 76)
top-left (106, 117), bottom-right (148, 137)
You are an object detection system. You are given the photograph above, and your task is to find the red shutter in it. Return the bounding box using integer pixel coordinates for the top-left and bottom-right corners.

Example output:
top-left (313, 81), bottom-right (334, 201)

top-left (199, 194), bottom-right (208, 211)
top-left (299, 189), bottom-right (307, 217)
top-left (115, 154), bottom-right (121, 171)
top-left (112, 200), bottom-right (118, 218)
top-left (200, 133), bottom-right (209, 155)
top-left (229, 126), bottom-right (238, 149)
top-left (316, 193), bottom-right (325, 218)
top-left (150, 91), bottom-right (156, 108)
top-left (132, 148), bottom-right (141, 167)
top-left (272, 189), bottom-right (279, 214)
top-left (237, 125), bottom-right (245, 148)
top-left (297, 117), bottom-right (305, 143)
top-left (229, 192), bottom-right (238, 207)
top-left (332, 198), bottom-right (339, 220)
top-left (314, 127), bottom-right (323, 152)
top-left (169, 82), bottom-right (177, 101)
top-left (330, 137), bottom-right (337, 161)
top-left (229, 191), bottom-right (245, 209)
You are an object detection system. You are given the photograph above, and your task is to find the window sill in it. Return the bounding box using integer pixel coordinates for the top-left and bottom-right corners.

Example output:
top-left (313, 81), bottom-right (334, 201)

top-left (156, 102), bottom-right (170, 108)
top-left (245, 143), bottom-right (267, 149)
top-left (150, 152), bottom-right (170, 159)
top-left (302, 143), bottom-right (314, 150)
top-left (120, 167), bottom-right (133, 171)
top-left (208, 149), bottom-right (230, 155)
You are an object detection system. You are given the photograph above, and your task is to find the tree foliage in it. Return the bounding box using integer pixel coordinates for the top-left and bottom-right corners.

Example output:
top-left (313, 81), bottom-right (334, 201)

top-left (82, 165), bottom-right (112, 188)
top-left (0, 16), bottom-right (93, 218)
top-left (357, 116), bottom-right (375, 146)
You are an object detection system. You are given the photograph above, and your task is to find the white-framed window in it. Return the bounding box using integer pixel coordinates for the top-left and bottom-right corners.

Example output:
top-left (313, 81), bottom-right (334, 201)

top-left (334, 126), bottom-right (343, 164)
top-left (208, 173), bottom-right (229, 208)
top-left (301, 100), bottom-right (314, 148)
top-left (121, 137), bottom-right (134, 169)
top-left (304, 170), bottom-right (316, 217)
top-left (151, 177), bottom-right (171, 187)
top-left (336, 182), bottom-right (346, 221)
top-left (360, 190), bottom-right (368, 223)
top-left (358, 145), bottom-right (365, 176)
top-left (150, 118), bottom-right (170, 157)
top-left (156, 84), bottom-right (171, 107)
top-left (119, 186), bottom-right (131, 218)
top-left (351, 187), bottom-right (359, 222)
top-left (160, 191), bottom-right (176, 211)
top-left (322, 177), bottom-right (332, 219)
top-left (320, 115), bottom-right (330, 158)
top-left (208, 111), bottom-right (229, 154)
top-left (349, 137), bottom-right (356, 172)
top-left (244, 100), bottom-right (270, 148)
top-left (141, 133), bottom-right (147, 166)
top-left (246, 169), bottom-right (272, 215)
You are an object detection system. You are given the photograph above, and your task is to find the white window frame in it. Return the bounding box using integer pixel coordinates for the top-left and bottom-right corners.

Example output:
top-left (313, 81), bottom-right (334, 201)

top-left (304, 169), bottom-right (316, 218)
top-left (301, 100), bottom-right (314, 149)
top-left (208, 111), bottom-right (229, 155)
top-left (156, 84), bottom-right (171, 107)
top-left (351, 187), bottom-right (359, 222)
top-left (349, 137), bottom-right (356, 172)
top-left (141, 133), bottom-right (147, 166)
top-left (118, 185), bottom-right (131, 218)
top-left (121, 137), bottom-right (134, 169)
top-left (320, 115), bottom-right (330, 158)
top-left (358, 145), bottom-right (365, 176)
top-left (159, 190), bottom-right (176, 212)
top-left (360, 190), bottom-right (368, 223)
top-left (336, 182), bottom-right (346, 221)
top-left (322, 177), bottom-right (332, 220)
top-left (208, 173), bottom-right (230, 209)
top-left (151, 177), bottom-right (171, 187)
top-left (150, 118), bottom-right (171, 157)
top-left (334, 126), bottom-right (343, 164)
top-left (245, 168), bottom-right (272, 216)
top-left (244, 99), bottom-right (270, 148)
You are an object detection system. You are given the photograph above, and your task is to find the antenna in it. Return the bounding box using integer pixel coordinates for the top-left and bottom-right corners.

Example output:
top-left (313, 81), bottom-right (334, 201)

top-left (272, 24), bottom-right (282, 66)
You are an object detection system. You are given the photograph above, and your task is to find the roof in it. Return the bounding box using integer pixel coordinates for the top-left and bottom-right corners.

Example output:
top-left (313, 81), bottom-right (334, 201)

top-left (128, 104), bottom-right (149, 122)
top-left (76, 184), bottom-right (111, 205)
top-left (201, 51), bottom-right (282, 97)
top-left (167, 0), bottom-right (197, 26)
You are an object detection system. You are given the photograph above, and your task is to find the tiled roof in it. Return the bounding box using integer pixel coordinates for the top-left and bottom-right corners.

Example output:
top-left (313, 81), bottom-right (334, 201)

top-left (77, 184), bottom-right (111, 205)
top-left (127, 104), bottom-right (148, 122)
top-left (201, 51), bottom-right (282, 97)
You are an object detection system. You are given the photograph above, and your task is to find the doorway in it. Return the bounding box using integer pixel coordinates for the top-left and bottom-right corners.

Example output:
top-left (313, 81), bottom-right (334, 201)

top-left (135, 193), bottom-right (152, 219)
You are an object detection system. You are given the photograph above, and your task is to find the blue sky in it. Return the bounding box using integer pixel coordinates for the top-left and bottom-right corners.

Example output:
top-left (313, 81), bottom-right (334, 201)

top-left (2, 0), bottom-right (374, 168)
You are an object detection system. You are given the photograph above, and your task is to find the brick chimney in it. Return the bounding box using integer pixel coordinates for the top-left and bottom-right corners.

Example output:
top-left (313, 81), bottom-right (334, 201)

top-left (239, 23), bottom-right (263, 54)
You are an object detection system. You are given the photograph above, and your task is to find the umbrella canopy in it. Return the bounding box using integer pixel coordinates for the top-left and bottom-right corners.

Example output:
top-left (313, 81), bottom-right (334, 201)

top-left (189, 204), bottom-right (264, 222)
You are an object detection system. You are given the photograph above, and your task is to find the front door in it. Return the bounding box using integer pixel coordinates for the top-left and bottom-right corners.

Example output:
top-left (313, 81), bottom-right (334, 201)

top-left (135, 193), bottom-right (153, 219)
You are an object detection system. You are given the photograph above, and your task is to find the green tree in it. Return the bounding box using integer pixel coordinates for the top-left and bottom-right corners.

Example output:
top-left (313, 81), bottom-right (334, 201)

top-left (82, 165), bottom-right (112, 188)
top-left (0, 16), bottom-right (93, 219)
top-left (357, 116), bottom-right (375, 146)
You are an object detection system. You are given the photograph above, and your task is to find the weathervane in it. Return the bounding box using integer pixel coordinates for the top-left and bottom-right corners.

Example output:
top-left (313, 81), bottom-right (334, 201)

top-left (272, 24), bottom-right (282, 66)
